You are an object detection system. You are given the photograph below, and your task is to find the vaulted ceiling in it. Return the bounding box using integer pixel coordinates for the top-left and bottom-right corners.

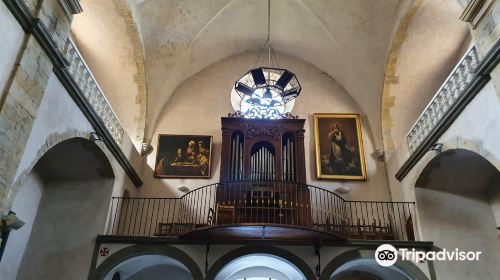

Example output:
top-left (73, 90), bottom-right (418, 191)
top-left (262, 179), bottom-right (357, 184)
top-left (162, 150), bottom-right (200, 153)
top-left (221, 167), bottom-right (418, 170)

top-left (73, 0), bottom-right (417, 148)
top-left (130, 0), bottom-right (411, 146)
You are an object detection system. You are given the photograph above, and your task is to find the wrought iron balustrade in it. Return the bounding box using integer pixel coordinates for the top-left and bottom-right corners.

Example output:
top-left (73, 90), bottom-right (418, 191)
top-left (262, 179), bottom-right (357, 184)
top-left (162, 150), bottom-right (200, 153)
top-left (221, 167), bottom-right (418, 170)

top-left (61, 38), bottom-right (124, 144)
top-left (406, 46), bottom-right (479, 153)
top-left (107, 181), bottom-right (417, 241)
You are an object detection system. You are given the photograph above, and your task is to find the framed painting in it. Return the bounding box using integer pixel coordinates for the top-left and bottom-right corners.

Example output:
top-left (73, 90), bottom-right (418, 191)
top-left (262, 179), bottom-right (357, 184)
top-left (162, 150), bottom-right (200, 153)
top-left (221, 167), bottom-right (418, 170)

top-left (154, 134), bottom-right (213, 178)
top-left (313, 113), bottom-right (367, 180)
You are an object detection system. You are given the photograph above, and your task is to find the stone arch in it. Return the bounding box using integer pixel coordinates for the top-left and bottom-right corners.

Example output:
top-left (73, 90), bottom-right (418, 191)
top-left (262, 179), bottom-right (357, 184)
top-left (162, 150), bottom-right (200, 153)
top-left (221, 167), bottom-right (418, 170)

top-left (205, 245), bottom-right (316, 280)
top-left (110, 0), bottom-right (148, 145)
top-left (92, 244), bottom-right (203, 280)
top-left (319, 249), bottom-right (429, 280)
top-left (409, 136), bottom-right (500, 190)
top-left (4, 130), bottom-right (116, 212)
top-left (381, 0), bottom-right (471, 157)
top-left (0, 136), bottom-right (116, 279)
top-left (406, 137), bottom-right (500, 236)
top-left (71, 0), bottom-right (148, 149)
top-left (412, 143), bottom-right (500, 279)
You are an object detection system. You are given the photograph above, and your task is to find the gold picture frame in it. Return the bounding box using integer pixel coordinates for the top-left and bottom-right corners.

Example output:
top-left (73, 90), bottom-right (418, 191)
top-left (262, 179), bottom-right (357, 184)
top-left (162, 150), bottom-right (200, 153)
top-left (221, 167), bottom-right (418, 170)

top-left (313, 113), bottom-right (367, 180)
top-left (154, 134), bottom-right (213, 178)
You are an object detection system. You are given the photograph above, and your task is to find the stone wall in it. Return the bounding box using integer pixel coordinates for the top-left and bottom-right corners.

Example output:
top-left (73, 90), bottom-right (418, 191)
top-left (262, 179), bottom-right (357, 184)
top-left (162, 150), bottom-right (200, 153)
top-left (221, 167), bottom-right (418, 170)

top-left (0, 0), bottom-right (73, 214)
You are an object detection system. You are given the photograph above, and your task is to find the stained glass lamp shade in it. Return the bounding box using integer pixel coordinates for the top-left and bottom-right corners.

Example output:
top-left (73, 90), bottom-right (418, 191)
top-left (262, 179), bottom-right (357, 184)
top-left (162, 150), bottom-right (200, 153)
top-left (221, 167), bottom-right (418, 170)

top-left (231, 67), bottom-right (301, 119)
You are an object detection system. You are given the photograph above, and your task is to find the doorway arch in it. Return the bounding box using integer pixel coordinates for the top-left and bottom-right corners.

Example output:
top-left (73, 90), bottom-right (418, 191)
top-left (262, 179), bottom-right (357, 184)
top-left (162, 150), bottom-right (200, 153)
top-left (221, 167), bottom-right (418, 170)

top-left (320, 249), bottom-right (428, 280)
top-left (206, 246), bottom-right (316, 280)
top-left (0, 138), bottom-right (115, 280)
top-left (93, 244), bottom-right (202, 280)
top-left (415, 148), bottom-right (500, 279)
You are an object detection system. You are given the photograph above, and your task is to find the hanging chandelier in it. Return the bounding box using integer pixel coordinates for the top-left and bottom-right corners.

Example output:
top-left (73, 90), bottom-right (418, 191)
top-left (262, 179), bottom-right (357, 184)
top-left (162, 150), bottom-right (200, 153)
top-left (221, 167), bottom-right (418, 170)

top-left (230, 0), bottom-right (301, 119)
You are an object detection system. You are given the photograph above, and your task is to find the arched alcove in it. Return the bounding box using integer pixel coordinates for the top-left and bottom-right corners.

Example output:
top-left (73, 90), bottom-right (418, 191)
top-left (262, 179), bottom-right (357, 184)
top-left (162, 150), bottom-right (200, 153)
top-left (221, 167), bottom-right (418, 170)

top-left (320, 249), bottom-right (429, 280)
top-left (104, 255), bottom-right (194, 280)
top-left (206, 246), bottom-right (316, 280)
top-left (330, 259), bottom-right (412, 280)
top-left (0, 138), bottom-right (115, 280)
top-left (93, 244), bottom-right (202, 280)
top-left (415, 148), bottom-right (500, 279)
top-left (213, 253), bottom-right (306, 280)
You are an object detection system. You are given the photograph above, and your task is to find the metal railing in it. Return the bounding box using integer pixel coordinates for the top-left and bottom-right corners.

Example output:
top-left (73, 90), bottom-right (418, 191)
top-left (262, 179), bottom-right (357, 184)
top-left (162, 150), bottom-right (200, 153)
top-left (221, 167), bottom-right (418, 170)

top-left (61, 38), bottom-right (124, 144)
top-left (406, 46), bottom-right (479, 153)
top-left (108, 181), bottom-right (417, 241)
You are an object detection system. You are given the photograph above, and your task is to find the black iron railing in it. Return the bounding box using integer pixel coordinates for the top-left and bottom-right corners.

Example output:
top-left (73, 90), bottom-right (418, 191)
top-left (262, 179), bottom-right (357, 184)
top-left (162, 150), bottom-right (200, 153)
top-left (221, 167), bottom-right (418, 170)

top-left (108, 181), bottom-right (417, 241)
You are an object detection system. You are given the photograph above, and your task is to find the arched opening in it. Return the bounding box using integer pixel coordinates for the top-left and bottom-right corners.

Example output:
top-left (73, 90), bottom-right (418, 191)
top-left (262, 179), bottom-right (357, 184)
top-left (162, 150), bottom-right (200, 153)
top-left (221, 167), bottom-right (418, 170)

top-left (103, 255), bottom-right (194, 280)
top-left (415, 148), bottom-right (500, 279)
top-left (0, 138), bottom-right (115, 279)
top-left (330, 259), bottom-right (412, 280)
top-left (214, 253), bottom-right (306, 280)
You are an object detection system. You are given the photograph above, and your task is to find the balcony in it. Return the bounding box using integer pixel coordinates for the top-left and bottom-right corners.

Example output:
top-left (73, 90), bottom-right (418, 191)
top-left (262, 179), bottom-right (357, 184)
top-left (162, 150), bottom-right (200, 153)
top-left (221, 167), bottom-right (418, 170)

top-left (406, 46), bottom-right (479, 153)
top-left (61, 38), bottom-right (124, 144)
top-left (107, 181), bottom-right (417, 243)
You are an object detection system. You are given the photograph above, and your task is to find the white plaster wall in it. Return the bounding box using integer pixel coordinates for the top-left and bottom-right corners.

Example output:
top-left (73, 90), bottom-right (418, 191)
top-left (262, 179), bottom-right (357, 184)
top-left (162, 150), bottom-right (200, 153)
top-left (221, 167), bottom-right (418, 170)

top-left (141, 51), bottom-right (390, 201)
top-left (487, 175), bottom-right (500, 227)
top-left (0, 172), bottom-right (43, 280)
top-left (387, 80), bottom-right (500, 203)
top-left (16, 178), bottom-right (114, 280)
top-left (416, 189), bottom-right (500, 280)
top-left (0, 1), bottom-right (25, 97)
top-left (385, 79), bottom-right (500, 280)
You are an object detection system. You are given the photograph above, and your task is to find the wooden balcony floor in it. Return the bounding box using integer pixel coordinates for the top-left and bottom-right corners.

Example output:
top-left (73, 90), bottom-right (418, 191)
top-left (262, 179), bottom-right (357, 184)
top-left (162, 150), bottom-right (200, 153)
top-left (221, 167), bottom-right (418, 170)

top-left (179, 224), bottom-right (346, 243)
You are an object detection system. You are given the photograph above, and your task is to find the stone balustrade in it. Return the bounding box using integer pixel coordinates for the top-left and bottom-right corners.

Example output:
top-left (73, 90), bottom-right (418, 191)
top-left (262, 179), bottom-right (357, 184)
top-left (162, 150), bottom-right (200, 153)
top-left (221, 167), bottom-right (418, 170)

top-left (406, 46), bottom-right (479, 153)
top-left (62, 38), bottom-right (124, 144)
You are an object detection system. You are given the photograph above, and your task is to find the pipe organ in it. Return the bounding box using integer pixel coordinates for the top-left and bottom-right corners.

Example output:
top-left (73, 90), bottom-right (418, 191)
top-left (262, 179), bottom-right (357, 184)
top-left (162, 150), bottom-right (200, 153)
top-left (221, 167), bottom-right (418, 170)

top-left (250, 144), bottom-right (276, 181)
top-left (218, 117), bottom-right (310, 227)
top-left (282, 134), bottom-right (295, 182)
top-left (229, 133), bottom-right (244, 181)
top-left (220, 117), bottom-right (306, 183)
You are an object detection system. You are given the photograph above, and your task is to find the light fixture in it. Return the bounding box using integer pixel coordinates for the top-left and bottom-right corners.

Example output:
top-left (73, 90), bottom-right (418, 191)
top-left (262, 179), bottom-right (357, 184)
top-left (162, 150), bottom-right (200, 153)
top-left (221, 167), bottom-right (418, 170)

top-left (89, 132), bottom-right (101, 142)
top-left (230, 0), bottom-right (301, 119)
top-left (1, 212), bottom-right (25, 232)
top-left (430, 143), bottom-right (443, 153)
top-left (140, 143), bottom-right (154, 156)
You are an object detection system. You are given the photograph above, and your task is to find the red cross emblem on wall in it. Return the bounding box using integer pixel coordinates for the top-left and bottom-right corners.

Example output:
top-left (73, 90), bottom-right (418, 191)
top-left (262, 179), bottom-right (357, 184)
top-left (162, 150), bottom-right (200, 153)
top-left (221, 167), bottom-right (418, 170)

top-left (100, 247), bottom-right (110, 257)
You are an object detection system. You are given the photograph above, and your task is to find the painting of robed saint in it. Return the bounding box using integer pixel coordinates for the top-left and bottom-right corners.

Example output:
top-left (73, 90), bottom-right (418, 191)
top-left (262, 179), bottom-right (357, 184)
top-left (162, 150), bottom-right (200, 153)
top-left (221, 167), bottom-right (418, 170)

top-left (313, 114), bottom-right (367, 180)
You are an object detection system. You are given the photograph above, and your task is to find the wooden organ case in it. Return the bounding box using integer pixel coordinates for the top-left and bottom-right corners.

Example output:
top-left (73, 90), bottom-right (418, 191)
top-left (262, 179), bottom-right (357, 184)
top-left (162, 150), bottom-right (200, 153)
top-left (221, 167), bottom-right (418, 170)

top-left (217, 117), bottom-right (311, 227)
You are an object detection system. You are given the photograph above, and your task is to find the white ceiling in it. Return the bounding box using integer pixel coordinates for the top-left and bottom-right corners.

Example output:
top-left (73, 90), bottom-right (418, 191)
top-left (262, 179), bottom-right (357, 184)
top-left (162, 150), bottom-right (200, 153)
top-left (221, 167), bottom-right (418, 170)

top-left (128, 0), bottom-right (410, 145)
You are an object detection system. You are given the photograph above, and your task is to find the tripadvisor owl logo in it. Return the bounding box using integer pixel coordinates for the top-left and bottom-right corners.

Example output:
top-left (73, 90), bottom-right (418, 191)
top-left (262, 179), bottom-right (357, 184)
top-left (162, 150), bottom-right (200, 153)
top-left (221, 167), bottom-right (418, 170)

top-left (375, 244), bottom-right (398, 267)
top-left (374, 244), bottom-right (482, 266)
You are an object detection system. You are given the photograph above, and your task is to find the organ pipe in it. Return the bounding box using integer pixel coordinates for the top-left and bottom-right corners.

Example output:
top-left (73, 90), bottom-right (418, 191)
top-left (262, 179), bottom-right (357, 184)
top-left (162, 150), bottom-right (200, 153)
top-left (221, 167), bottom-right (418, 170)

top-left (249, 145), bottom-right (276, 181)
top-left (281, 136), bottom-right (296, 182)
top-left (230, 134), bottom-right (244, 181)
top-left (239, 141), bottom-right (243, 180)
